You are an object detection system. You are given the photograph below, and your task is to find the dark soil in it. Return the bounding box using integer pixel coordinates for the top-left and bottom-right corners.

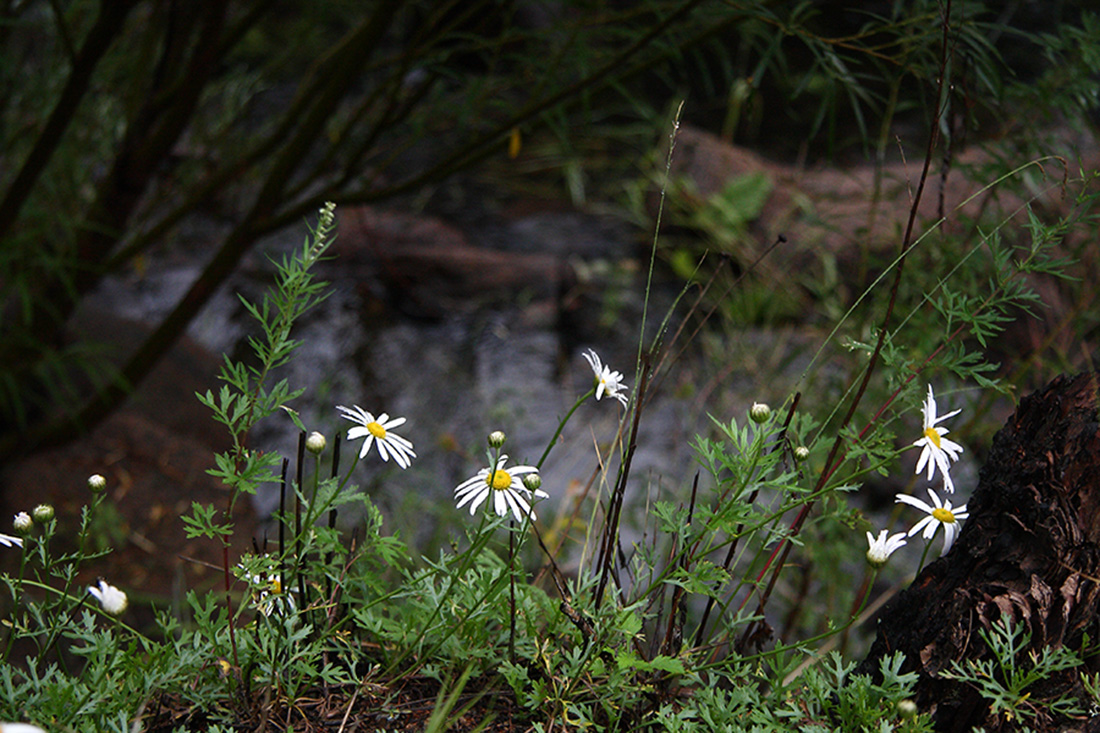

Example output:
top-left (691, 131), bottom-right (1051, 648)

top-left (144, 675), bottom-right (527, 732)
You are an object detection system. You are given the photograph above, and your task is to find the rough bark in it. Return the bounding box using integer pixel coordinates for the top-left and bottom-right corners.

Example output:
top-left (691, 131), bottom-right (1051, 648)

top-left (860, 372), bottom-right (1100, 732)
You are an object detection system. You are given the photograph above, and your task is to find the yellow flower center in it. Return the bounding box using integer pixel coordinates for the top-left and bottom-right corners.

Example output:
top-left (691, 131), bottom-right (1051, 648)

top-left (486, 469), bottom-right (512, 491)
top-left (923, 426), bottom-right (942, 449)
top-left (271, 577), bottom-right (282, 594)
top-left (367, 421), bottom-right (387, 439)
top-left (931, 507), bottom-right (955, 524)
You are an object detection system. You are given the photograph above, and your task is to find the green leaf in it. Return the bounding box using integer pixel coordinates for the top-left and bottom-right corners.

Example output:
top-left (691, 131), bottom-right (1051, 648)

top-left (615, 652), bottom-right (686, 675)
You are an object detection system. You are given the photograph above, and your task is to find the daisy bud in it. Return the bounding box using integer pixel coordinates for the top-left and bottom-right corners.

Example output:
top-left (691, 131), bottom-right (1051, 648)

top-left (749, 402), bottom-right (771, 423)
top-left (88, 579), bottom-right (128, 615)
top-left (793, 446), bottom-right (810, 462)
top-left (32, 504), bottom-right (54, 523)
top-left (305, 431), bottom-right (326, 455)
top-left (12, 512), bottom-right (31, 535)
top-left (897, 699), bottom-right (918, 719)
top-left (487, 431), bottom-right (507, 449)
top-left (88, 474), bottom-right (106, 493)
top-left (522, 473), bottom-right (542, 493)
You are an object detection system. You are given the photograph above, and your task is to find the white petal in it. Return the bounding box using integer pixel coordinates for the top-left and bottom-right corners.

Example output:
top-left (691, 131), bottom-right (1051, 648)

top-left (381, 416), bottom-right (407, 430)
top-left (493, 490), bottom-right (509, 518)
top-left (914, 443), bottom-right (932, 477)
top-left (388, 433), bottom-right (414, 450)
top-left (942, 522), bottom-right (959, 553)
top-left (931, 407), bottom-right (962, 426)
top-left (389, 444), bottom-right (411, 469)
top-left (583, 350), bottom-right (601, 373)
top-left (504, 489), bottom-right (532, 522)
top-left (905, 516), bottom-right (932, 539)
top-left (358, 435), bottom-right (375, 459)
top-left (896, 493), bottom-right (933, 514)
top-left (375, 439), bottom-right (392, 462)
top-left (346, 426), bottom-right (372, 441)
top-left (337, 405), bottom-right (370, 425)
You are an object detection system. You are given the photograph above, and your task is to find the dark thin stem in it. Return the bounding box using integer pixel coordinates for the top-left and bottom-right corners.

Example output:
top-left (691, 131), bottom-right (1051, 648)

top-left (734, 0), bottom-right (956, 652)
top-left (325, 432), bottom-right (342, 604)
top-left (223, 544), bottom-right (239, 670)
top-left (661, 474), bottom-right (699, 657)
top-left (693, 394), bottom-right (800, 649)
top-left (294, 431), bottom-right (308, 620)
top-left (278, 458), bottom-right (288, 599)
top-left (509, 523), bottom-right (517, 664)
top-left (595, 355), bottom-right (652, 605)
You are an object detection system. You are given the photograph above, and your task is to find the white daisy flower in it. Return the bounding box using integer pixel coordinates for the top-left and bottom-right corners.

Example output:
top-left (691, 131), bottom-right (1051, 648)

top-left (896, 488), bottom-right (969, 555)
top-left (337, 405), bottom-right (416, 469)
top-left (912, 384), bottom-right (964, 492)
top-left (581, 349), bottom-right (629, 406)
top-left (454, 454), bottom-right (547, 523)
top-left (865, 529), bottom-right (907, 568)
top-left (88, 579), bottom-right (128, 615)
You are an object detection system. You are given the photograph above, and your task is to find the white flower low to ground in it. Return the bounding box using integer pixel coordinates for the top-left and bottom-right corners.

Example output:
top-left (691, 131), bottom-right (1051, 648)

top-left (896, 488), bottom-right (969, 555)
top-left (337, 405), bottom-right (416, 468)
top-left (912, 384), bottom-right (964, 493)
top-left (454, 455), bottom-right (547, 523)
top-left (236, 558), bottom-right (297, 617)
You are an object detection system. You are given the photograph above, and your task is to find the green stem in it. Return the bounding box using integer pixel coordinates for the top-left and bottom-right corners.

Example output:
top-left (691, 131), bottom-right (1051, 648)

top-left (381, 510), bottom-right (495, 677)
top-left (537, 388), bottom-right (595, 470)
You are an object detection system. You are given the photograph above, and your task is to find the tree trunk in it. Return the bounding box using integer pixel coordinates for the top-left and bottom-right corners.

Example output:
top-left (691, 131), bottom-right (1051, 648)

top-left (859, 372), bottom-right (1100, 732)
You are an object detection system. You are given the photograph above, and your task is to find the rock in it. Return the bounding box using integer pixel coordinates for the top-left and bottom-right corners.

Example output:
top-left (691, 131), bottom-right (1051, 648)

top-left (665, 125), bottom-right (1076, 270)
top-left (338, 206), bottom-right (569, 319)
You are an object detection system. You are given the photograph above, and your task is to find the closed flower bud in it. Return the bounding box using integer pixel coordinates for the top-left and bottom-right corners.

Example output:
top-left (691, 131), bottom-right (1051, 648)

top-left (305, 431), bottom-right (326, 455)
top-left (487, 431), bottom-right (507, 449)
top-left (793, 445), bottom-right (810, 462)
top-left (12, 512), bottom-right (31, 535)
top-left (88, 474), bottom-right (106, 492)
top-left (749, 402), bottom-right (771, 423)
top-left (32, 504), bottom-right (53, 523)
top-left (522, 473), bottom-right (542, 493)
top-left (897, 699), bottom-right (918, 719)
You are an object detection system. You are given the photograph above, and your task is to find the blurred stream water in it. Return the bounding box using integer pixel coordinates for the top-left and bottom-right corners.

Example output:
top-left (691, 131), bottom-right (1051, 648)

top-left (87, 207), bottom-right (731, 554)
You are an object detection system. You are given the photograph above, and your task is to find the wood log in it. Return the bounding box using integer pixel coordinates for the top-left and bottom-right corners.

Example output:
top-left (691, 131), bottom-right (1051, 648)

top-left (859, 372), bottom-right (1100, 732)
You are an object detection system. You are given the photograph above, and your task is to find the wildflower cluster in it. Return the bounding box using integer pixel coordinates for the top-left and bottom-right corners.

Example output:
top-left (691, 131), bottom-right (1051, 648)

top-left (335, 349), bottom-right (628, 525)
top-left (866, 384), bottom-right (970, 568)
